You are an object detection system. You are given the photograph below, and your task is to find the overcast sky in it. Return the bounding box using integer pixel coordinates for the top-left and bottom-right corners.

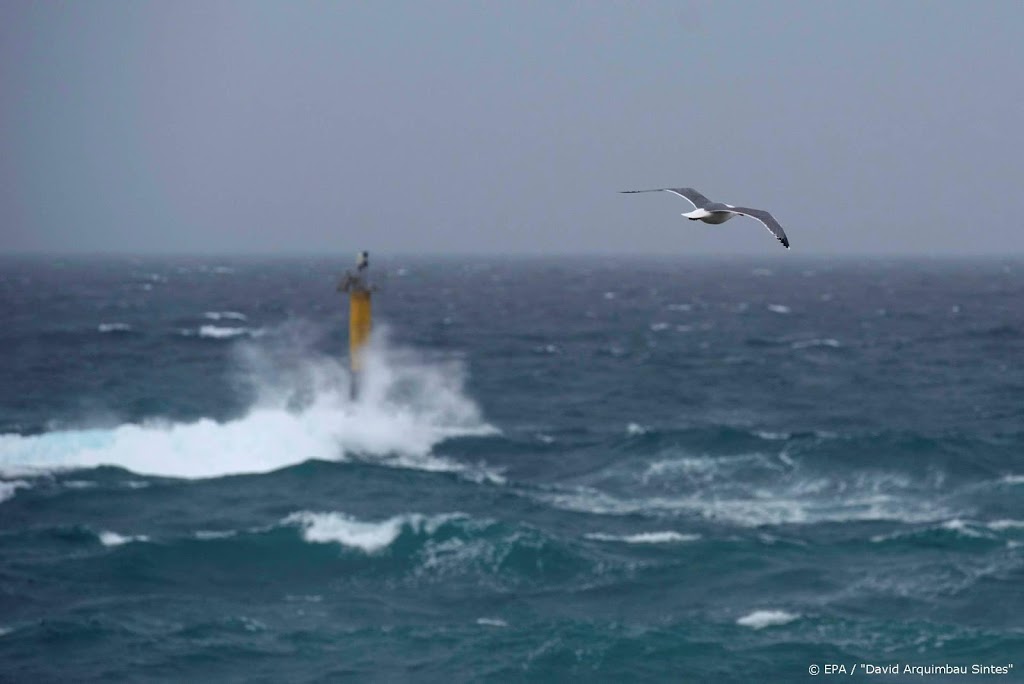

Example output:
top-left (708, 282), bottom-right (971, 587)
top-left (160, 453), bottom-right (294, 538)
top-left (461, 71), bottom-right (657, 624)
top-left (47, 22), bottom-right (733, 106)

top-left (1, 1), bottom-right (1022, 256)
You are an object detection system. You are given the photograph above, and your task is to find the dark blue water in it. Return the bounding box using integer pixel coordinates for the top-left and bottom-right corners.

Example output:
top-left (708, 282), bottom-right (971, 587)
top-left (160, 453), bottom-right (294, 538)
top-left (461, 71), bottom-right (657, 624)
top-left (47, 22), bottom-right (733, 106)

top-left (1, 256), bottom-right (1022, 682)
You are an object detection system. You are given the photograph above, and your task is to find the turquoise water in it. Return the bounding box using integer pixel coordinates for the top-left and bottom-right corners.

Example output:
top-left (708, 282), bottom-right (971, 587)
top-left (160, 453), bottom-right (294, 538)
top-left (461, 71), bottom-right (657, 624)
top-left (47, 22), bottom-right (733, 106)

top-left (1, 256), bottom-right (1021, 682)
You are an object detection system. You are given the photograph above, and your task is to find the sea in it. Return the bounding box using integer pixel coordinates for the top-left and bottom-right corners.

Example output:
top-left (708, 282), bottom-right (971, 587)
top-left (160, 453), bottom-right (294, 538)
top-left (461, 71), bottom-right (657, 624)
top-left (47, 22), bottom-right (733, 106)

top-left (0, 255), bottom-right (1021, 682)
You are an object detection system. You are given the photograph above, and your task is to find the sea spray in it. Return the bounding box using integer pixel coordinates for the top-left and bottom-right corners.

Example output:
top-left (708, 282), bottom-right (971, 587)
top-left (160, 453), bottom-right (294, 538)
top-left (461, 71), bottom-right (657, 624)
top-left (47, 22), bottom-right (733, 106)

top-left (0, 323), bottom-right (494, 479)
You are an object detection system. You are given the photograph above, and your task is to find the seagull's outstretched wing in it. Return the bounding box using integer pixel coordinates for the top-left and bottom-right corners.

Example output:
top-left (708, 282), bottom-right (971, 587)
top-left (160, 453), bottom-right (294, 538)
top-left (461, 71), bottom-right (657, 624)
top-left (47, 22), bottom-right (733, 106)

top-left (620, 187), bottom-right (712, 209)
top-left (727, 207), bottom-right (790, 249)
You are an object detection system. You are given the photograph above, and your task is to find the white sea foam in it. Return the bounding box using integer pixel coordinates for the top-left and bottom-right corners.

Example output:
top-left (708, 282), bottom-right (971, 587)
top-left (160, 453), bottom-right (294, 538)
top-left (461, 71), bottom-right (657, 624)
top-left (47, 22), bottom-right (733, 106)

top-left (585, 531), bottom-right (700, 544)
top-left (649, 322), bottom-right (670, 332)
top-left (0, 626), bottom-right (12, 638)
top-left (1001, 475), bottom-right (1024, 485)
top-left (285, 511), bottom-right (462, 553)
top-left (626, 423), bottom-right (649, 436)
top-left (736, 610), bottom-right (799, 629)
top-left (871, 519), bottom-right (1006, 543)
top-left (62, 480), bottom-right (97, 489)
top-left (0, 329), bottom-right (496, 480)
top-left (755, 430), bottom-right (790, 440)
top-left (204, 311), bottom-right (248, 321)
top-left (476, 617), bottom-right (508, 628)
top-left (194, 530), bottom-right (238, 540)
top-left (0, 479), bottom-right (29, 504)
top-left (198, 325), bottom-right (260, 339)
top-left (986, 519), bottom-right (1024, 531)
top-left (767, 304), bottom-right (791, 314)
top-left (543, 478), bottom-right (947, 528)
top-left (99, 531), bottom-right (150, 547)
top-left (791, 338), bottom-right (841, 349)
top-left (941, 519), bottom-right (990, 539)
top-left (98, 323), bottom-right (132, 333)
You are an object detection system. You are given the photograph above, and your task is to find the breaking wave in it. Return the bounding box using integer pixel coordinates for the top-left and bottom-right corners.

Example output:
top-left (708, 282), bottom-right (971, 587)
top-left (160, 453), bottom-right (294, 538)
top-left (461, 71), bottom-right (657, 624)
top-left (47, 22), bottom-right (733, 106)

top-left (736, 610), bottom-right (800, 629)
top-left (177, 325), bottom-right (264, 340)
top-left (584, 531), bottom-right (700, 544)
top-left (284, 511), bottom-right (466, 553)
top-left (0, 326), bottom-right (495, 480)
top-left (98, 531), bottom-right (150, 547)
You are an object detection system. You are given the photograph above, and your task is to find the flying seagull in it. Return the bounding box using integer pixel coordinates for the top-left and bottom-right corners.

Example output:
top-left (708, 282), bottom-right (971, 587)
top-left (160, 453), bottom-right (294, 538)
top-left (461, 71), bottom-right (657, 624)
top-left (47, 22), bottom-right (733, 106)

top-left (621, 187), bottom-right (790, 249)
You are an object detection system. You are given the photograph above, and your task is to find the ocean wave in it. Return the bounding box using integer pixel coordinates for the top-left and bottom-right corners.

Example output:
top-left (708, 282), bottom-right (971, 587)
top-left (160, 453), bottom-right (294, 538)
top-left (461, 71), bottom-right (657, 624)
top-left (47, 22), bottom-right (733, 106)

top-left (986, 519), bottom-right (1024, 530)
top-left (0, 479), bottom-right (30, 504)
top-left (0, 330), bottom-right (496, 480)
top-left (170, 512), bottom-right (595, 587)
top-left (98, 531), bottom-right (150, 547)
top-left (276, 510), bottom-right (591, 584)
top-left (584, 531), bottom-right (700, 544)
top-left (540, 481), bottom-right (949, 528)
top-left (181, 325), bottom-right (264, 340)
top-left (284, 511), bottom-right (465, 553)
top-left (625, 423), bottom-right (649, 436)
top-left (194, 530), bottom-right (238, 540)
top-left (736, 610), bottom-right (799, 629)
top-left (791, 338), bottom-right (841, 350)
top-left (871, 519), bottom-right (1024, 543)
top-left (203, 311), bottom-right (248, 321)
top-left (97, 323), bottom-right (133, 334)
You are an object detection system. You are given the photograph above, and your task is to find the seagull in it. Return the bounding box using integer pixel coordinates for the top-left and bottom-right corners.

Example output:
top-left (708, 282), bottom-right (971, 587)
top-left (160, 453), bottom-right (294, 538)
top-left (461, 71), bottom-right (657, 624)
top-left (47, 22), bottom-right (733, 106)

top-left (621, 187), bottom-right (790, 249)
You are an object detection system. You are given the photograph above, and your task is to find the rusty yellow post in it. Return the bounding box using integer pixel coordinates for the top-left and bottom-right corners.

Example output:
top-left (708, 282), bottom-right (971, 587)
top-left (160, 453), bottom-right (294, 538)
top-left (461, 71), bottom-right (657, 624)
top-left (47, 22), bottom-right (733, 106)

top-left (339, 251), bottom-right (372, 399)
top-left (349, 288), bottom-right (372, 375)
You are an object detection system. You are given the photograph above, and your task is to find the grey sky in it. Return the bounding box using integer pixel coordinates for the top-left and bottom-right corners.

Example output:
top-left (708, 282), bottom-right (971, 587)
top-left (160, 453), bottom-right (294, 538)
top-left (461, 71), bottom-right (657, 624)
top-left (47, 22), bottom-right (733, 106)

top-left (1, 1), bottom-right (1022, 256)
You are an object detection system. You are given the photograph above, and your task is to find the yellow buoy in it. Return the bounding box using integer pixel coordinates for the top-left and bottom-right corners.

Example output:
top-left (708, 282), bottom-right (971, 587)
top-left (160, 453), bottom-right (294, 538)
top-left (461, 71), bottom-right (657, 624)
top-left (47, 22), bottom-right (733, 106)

top-left (349, 288), bottom-right (372, 374)
top-left (338, 251), bottom-right (373, 398)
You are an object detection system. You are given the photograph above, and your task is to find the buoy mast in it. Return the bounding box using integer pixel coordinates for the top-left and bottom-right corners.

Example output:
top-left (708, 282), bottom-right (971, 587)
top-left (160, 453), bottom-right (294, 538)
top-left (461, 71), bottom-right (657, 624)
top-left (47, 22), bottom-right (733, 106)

top-left (338, 251), bottom-right (372, 399)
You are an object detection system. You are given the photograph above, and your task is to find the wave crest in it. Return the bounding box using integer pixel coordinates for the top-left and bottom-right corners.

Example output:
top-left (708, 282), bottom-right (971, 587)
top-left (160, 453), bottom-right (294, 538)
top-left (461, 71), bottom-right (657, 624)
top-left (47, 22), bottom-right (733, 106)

top-left (0, 327), bottom-right (495, 480)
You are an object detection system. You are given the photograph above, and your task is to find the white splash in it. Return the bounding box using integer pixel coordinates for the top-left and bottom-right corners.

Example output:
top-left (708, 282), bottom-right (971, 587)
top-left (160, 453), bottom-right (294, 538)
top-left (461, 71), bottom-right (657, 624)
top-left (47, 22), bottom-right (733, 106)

top-left (99, 531), bottom-right (150, 547)
top-left (204, 311), bottom-right (248, 321)
top-left (986, 520), bottom-right (1024, 531)
top-left (585, 531), bottom-right (700, 544)
top-left (0, 328), bottom-right (496, 480)
top-left (285, 511), bottom-right (462, 553)
top-left (791, 338), bottom-right (841, 349)
top-left (198, 325), bottom-right (260, 339)
top-left (194, 530), bottom-right (238, 540)
top-left (941, 519), bottom-right (989, 538)
top-left (736, 609), bottom-right (799, 629)
top-left (98, 323), bottom-right (132, 333)
top-left (543, 472), bottom-right (948, 528)
top-left (0, 479), bottom-right (29, 504)
top-left (767, 304), bottom-right (791, 314)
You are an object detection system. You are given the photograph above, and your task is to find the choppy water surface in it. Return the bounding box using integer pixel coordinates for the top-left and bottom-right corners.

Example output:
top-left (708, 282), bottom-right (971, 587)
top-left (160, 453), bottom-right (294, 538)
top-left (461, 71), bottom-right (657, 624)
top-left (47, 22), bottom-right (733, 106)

top-left (1, 256), bottom-right (1021, 682)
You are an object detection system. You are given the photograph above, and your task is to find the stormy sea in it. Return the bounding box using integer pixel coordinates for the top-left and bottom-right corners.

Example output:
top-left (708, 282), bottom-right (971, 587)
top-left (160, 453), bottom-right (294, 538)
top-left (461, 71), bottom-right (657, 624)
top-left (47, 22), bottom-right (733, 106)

top-left (1, 255), bottom-right (1021, 682)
